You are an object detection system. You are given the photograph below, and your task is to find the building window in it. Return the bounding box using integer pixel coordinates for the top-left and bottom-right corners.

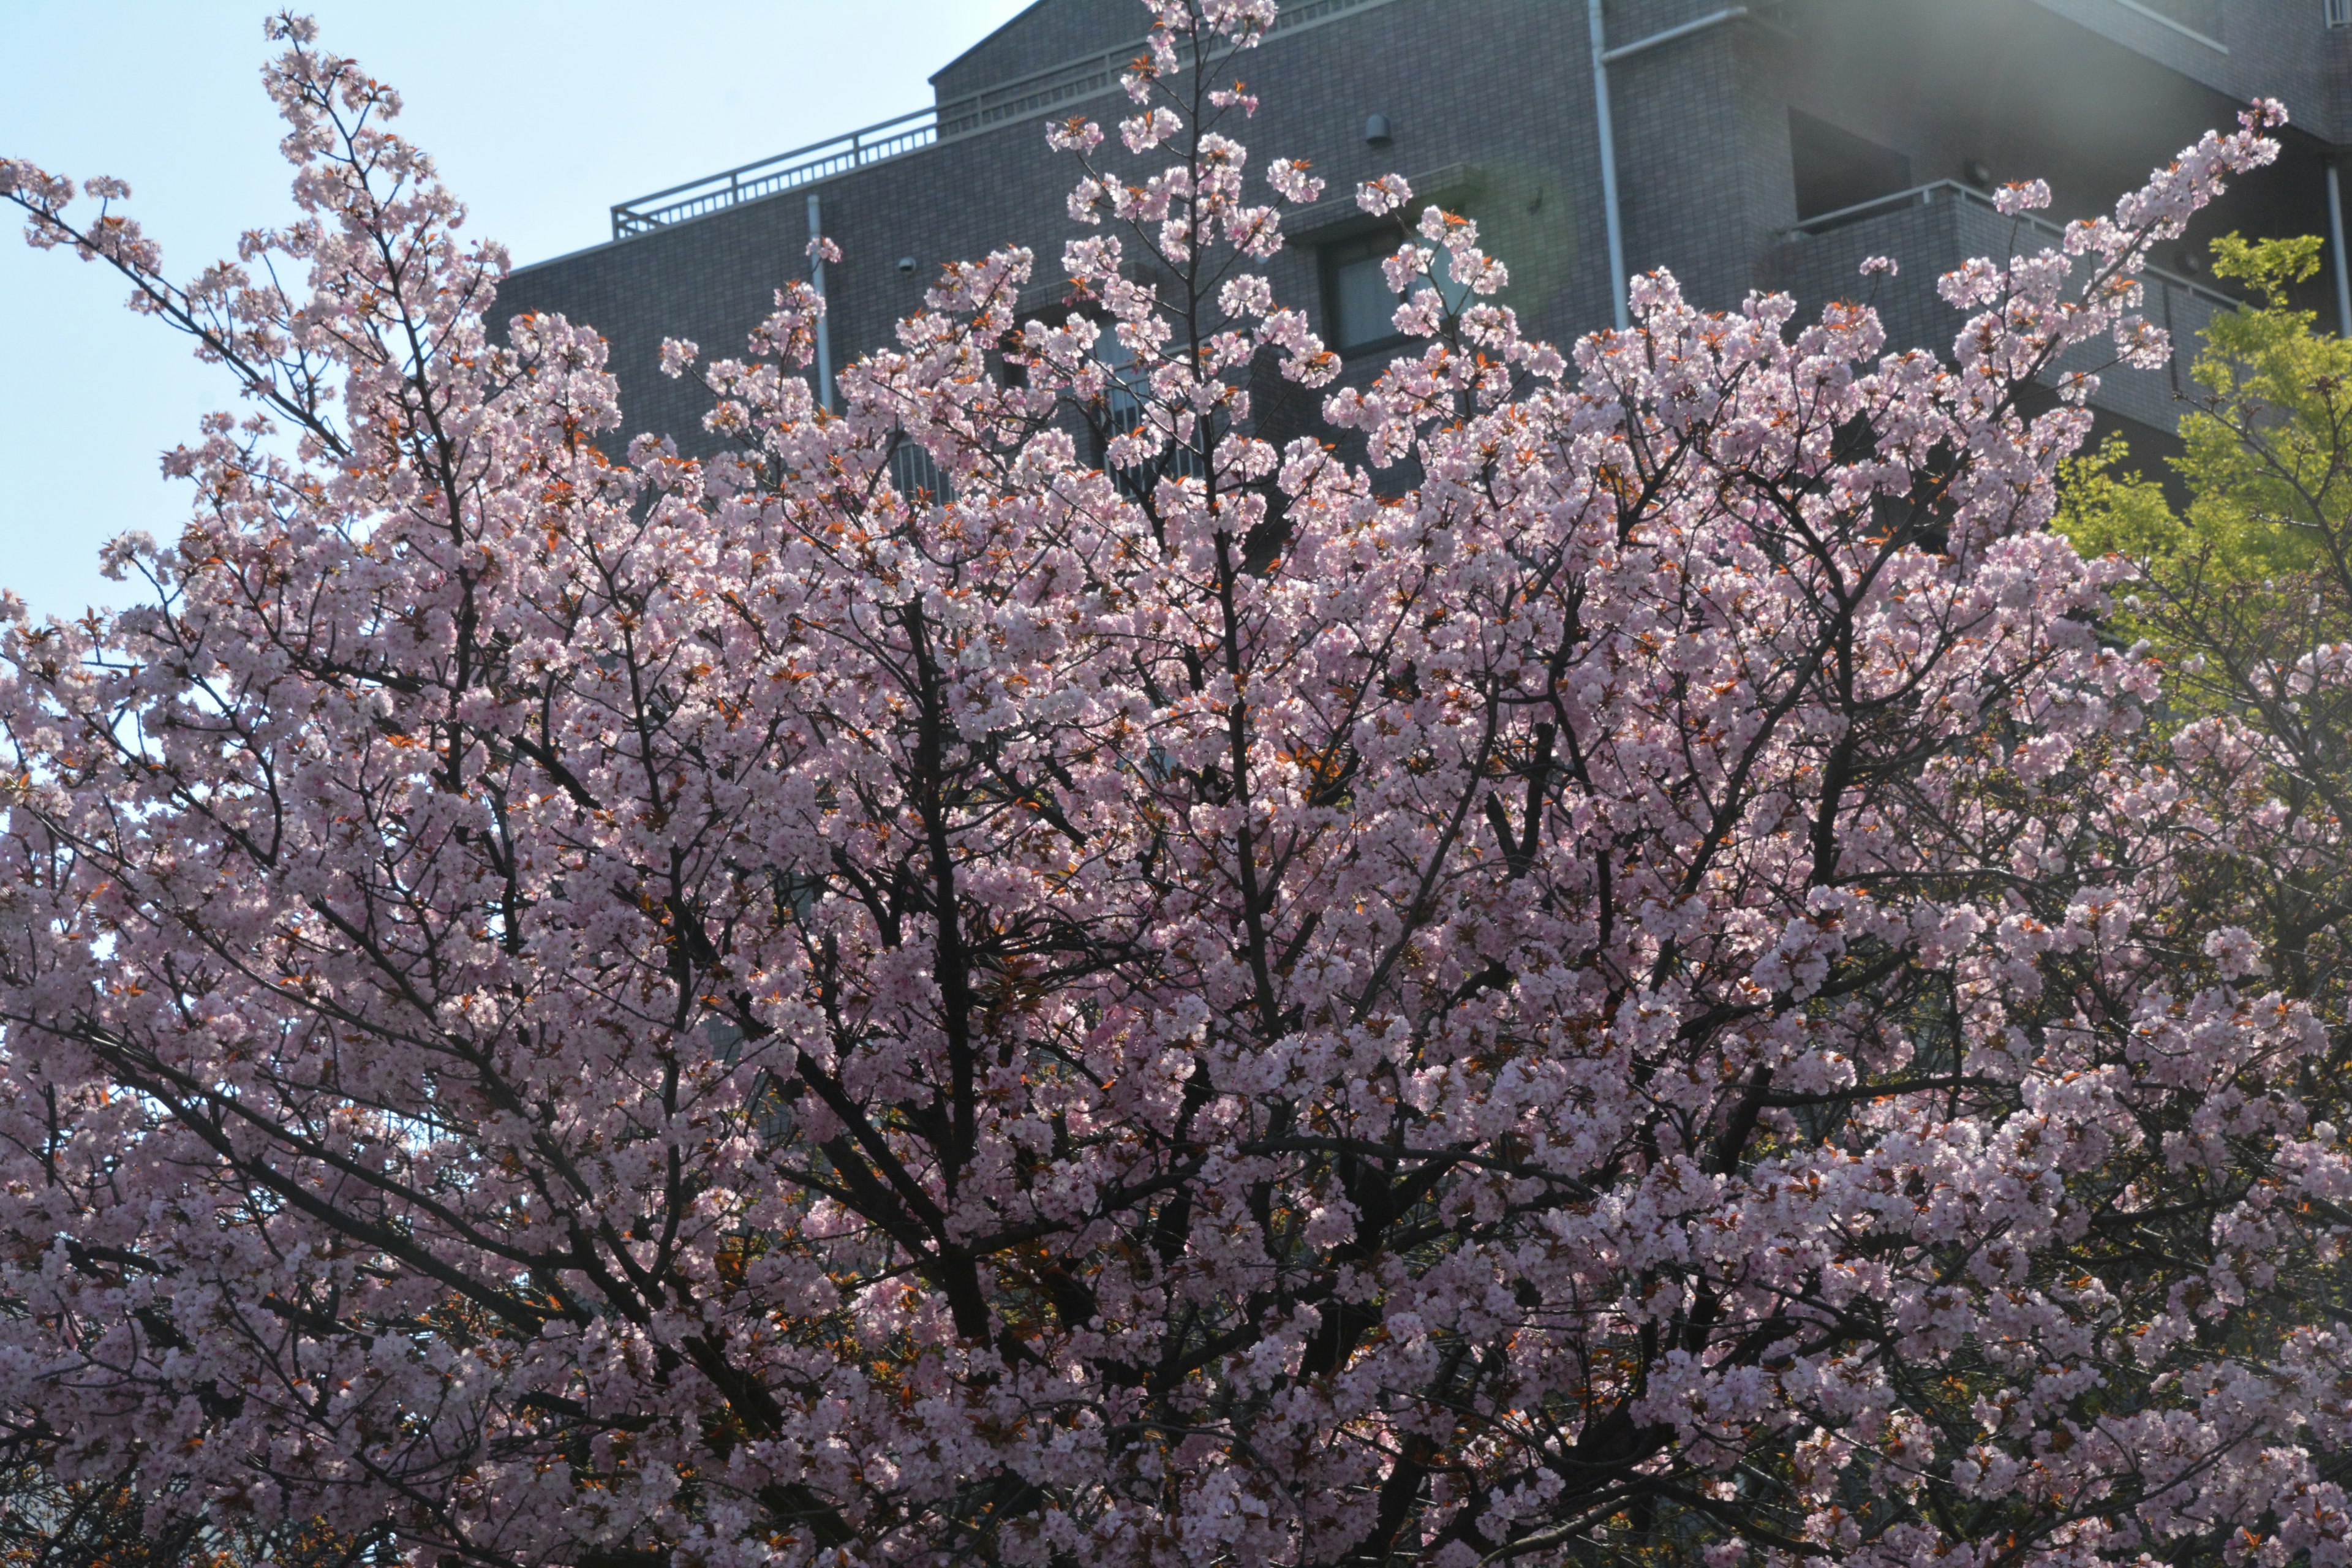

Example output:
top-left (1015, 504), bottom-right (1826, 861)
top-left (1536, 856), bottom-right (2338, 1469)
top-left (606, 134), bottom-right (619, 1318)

top-left (889, 439), bottom-right (952, 505)
top-left (1096, 329), bottom-right (1210, 500)
top-left (1321, 230), bottom-right (1472, 355)
top-left (2330, 0), bottom-right (2351, 28)
top-left (1789, 110), bottom-right (1913, 225)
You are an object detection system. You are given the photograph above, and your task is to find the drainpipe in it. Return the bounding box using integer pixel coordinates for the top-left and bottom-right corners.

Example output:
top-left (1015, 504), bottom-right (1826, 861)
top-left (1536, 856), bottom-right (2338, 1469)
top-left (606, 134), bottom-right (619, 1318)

top-left (1588, 4), bottom-right (1751, 333)
top-left (1588, 0), bottom-right (1630, 331)
top-left (807, 190), bottom-right (835, 412)
top-left (2329, 162), bottom-right (2352, 340)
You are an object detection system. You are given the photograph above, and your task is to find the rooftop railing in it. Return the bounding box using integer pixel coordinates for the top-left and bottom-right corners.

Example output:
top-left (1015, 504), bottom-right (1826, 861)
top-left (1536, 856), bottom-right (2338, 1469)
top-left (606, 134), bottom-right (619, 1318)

top-left (1780, 178), bottom-right (2241, 312)
top-left (611, 109), bottom-right (941, 238)
top-left (607, 0), bottom-right (1405, 239)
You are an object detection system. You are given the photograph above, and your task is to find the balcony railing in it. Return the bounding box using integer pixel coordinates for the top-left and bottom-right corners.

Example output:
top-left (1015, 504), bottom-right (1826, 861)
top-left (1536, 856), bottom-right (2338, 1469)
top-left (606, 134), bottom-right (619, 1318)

top-left (1782, 178), bottom-right (2239, 312)
top-left (608, 0), bottom-right (1407, 239)
top-left (1773, 178), bottom-right (2247, 433)
top-left (611, 109), bottom-right (941, 238)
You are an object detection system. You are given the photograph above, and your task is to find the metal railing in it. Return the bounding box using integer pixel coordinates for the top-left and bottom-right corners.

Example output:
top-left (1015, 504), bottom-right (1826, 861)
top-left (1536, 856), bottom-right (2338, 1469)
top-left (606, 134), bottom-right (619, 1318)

top-left (1780, 178), bottom-right (2241, 312)
top-left (612, 109), bottom-right (941, 238)
top-left (608, 0), bottom-right (1406, 239)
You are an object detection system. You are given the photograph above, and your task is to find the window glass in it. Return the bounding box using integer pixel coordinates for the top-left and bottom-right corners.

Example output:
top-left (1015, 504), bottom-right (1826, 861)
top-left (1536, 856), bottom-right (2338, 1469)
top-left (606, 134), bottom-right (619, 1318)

top-left (1325, 232), bottom-right (1472, 353)
top-left (1098, 328), bottom-right (1154, 443)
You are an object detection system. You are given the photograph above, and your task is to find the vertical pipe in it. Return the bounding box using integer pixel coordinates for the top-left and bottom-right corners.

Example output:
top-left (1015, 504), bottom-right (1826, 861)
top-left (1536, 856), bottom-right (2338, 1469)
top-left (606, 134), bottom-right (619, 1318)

top-left (2329, 163), bottom-right (2352, 340)
top-left (807, 191), bottom-right (835, 412)
top-left (1588, 0), bottom-right (1630, 331)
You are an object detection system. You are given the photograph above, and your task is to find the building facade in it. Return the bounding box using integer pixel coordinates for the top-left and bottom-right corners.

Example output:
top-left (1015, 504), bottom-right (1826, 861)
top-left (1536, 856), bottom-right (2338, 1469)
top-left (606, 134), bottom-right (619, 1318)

top-left (500, 0), bottom-right (2352, 461)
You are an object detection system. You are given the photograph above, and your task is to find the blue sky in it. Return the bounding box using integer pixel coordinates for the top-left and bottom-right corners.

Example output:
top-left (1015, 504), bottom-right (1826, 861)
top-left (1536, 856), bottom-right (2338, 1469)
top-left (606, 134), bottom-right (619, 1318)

top-left (0, 1), bottom-right (1031, 617)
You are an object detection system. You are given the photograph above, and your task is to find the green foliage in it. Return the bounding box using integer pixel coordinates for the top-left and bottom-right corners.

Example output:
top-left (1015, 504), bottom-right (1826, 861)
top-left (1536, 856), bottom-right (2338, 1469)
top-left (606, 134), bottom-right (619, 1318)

top-left (2057, 232), bottom-right (2352, 1003)
top-left (2060, 235), bottom-right (2352, 597)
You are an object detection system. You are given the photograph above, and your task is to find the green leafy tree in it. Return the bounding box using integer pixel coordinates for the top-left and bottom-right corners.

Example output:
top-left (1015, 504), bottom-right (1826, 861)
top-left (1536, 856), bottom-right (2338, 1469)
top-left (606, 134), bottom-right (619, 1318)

top-left (2059, 232), bottom-right (2352, 1006)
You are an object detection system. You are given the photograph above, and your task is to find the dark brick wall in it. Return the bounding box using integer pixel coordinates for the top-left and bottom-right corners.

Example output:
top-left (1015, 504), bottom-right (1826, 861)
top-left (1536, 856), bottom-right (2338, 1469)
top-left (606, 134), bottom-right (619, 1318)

top-left (1606, 4), bottom-right (1781, 312)
top-left (931, 0), bottom-right (1144, 103)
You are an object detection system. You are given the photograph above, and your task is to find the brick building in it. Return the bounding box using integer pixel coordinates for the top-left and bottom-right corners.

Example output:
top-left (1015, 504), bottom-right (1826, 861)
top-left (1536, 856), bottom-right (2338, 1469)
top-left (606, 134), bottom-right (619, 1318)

top-left (500, 0), bottom-right (2352, 461)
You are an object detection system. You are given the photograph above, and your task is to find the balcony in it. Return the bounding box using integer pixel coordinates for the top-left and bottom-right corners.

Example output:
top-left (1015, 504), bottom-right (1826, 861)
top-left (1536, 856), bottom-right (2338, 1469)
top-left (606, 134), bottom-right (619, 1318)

top-left (1765, 179), bottom-right (2241, 435)
top-left (607, 0), bottom-right (1406, 239)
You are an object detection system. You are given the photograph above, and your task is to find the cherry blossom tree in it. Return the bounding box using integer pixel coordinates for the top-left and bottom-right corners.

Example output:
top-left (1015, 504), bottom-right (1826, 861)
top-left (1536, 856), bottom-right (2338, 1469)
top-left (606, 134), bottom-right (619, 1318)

top-left (1, 6), bottom-right (2346, 1566)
